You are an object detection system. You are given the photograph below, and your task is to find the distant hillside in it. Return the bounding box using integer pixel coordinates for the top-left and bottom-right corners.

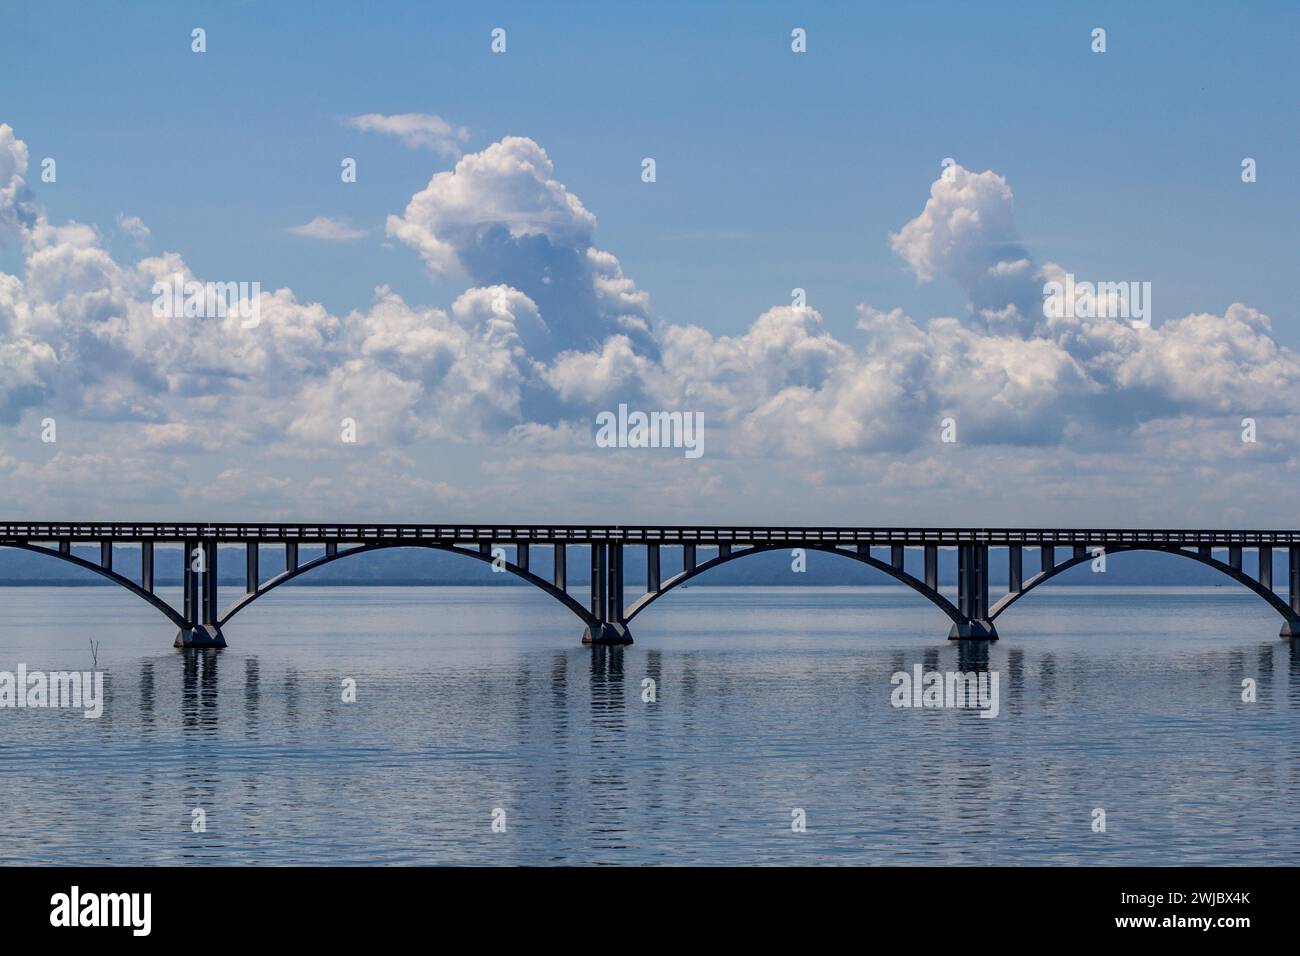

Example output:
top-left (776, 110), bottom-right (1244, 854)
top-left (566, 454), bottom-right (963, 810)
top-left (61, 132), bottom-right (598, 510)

top-left (0, 543), bottom-right (1277, 588)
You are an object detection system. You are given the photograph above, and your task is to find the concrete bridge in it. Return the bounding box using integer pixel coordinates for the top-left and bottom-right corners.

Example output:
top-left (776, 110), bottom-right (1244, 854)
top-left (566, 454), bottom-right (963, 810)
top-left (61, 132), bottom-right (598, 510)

top-left (1, 523), bottom-right (1298, 647)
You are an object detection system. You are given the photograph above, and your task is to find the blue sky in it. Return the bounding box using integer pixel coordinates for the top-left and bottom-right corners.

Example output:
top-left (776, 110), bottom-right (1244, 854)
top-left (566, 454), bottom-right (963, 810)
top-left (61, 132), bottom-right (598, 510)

top-left (6, 1), bottom-right (1295, 340)
top-left (0, 1), bottom-right (1298, 523)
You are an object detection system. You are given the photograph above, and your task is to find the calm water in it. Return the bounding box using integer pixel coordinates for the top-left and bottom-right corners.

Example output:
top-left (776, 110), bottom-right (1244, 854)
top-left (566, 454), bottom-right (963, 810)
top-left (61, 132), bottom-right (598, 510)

top-left (1, 584), bottom-right (1297, 865)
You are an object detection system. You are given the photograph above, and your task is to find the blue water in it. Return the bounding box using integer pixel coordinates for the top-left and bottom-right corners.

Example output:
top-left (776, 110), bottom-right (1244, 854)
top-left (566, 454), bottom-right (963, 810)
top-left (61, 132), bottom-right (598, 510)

top-left (0, 584), bottom-right (1297, 865)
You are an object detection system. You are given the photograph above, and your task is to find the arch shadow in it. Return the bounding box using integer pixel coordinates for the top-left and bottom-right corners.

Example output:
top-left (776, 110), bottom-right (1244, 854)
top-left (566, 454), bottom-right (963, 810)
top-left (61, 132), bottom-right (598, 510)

top-left (218, 541), bottom-right (598, 629)
top-left (622, 543), bottom-right (963, 626)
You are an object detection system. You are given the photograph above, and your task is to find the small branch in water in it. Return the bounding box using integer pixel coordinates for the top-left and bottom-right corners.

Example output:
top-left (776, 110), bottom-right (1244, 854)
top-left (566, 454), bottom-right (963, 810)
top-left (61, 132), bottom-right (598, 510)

top-left (89, 638), bottom-right (100, 668)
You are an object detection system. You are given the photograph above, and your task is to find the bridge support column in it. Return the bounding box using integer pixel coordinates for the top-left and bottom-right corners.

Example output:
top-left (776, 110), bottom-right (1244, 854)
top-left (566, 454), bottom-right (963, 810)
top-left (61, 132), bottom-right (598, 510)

top-left (246, 543), bottom-right (258, 594)
top-left (202, 540), bottom-right (217, 626)
top-left (1009, 544), bottom-right (1023, 593)
top-left (182, 539), bottom-right (197, 623)
top-left (1290, 547), bottom-right (1300, 613)
top-left (582, 543), bottom-right (633, 646)
top-left (1285, 546), bottom-right (1300, 639)
top-left (590, 544), bottom-right (605, 618)
top-left (950, 543), bottom-right (997, 641)
top-left (607, 543), bottom-right (623, 621)
top-left (141, 541), bottom-right (154, 593)
top-left (647, 543), bottom-right (660, 593)
top-left (956, 544), bottom-right (969, 617)
top-left (581, 543), bottom-right (633, 646)
top-left (1259, 546), bottom-right (1272, 590)
top-left (175, 538), bottom-right (226, 649)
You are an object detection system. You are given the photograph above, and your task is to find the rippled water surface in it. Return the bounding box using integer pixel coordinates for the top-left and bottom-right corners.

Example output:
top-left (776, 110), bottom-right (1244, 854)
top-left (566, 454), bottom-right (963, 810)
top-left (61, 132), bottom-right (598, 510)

top-left (1, 584), bottom-right (1298, 865)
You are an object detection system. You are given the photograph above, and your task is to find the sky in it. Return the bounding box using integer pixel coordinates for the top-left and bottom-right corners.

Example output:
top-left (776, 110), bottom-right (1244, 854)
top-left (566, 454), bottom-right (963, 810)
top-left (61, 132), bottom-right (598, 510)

top-left (0, 0), bottom-right (1298, 525)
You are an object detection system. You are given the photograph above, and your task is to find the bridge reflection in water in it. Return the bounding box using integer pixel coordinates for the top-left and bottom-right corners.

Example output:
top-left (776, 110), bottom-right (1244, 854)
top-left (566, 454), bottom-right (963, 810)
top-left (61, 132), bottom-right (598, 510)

top-left (2, 523), bottom-right (1299, 646)
top-left (17, 603), bottom-right (1299, 866)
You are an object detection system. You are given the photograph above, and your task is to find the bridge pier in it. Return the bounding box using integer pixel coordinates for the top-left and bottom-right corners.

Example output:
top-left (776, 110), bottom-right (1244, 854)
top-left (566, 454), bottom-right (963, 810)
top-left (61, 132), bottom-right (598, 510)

top-left (950, 543), bottom-right (998, 641)
top-left (949, 619), bottom-right (998, 640)
top-left (175, 538), bottom-right (227, 648)
top-left (582, 621), bottom-right (633, 644)
top-left (582, 543), bottom-right (634, 645)
top-left (175, 624), bottom-right (226, 648)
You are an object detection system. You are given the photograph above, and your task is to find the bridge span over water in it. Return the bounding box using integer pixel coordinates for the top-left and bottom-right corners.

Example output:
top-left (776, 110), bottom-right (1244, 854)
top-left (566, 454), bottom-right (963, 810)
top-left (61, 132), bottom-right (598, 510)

top-left (2, 523), bottom-right (1299, 647)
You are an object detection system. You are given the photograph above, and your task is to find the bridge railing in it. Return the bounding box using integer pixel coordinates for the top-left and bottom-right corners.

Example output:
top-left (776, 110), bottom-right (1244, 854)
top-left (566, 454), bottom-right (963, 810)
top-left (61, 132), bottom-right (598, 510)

top-left (2, 523), bottom-right (1300, 546)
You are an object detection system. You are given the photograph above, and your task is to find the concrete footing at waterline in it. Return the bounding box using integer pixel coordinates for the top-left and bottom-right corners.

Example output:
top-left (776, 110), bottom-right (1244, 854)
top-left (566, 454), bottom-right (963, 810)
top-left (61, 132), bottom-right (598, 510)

top-left (582, 622), bottom-right (634, 645)
top-left (948, 620), bottom-right (999, 641)
top-left (175, 624), bottom-right (227, 648)
top-left (1282, 620), bottom-right (1300, 639)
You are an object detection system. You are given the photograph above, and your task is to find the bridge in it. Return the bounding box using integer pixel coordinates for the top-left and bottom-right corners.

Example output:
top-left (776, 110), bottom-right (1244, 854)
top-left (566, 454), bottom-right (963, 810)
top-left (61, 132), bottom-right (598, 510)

top-left (2, 523), bottom-right (1299, 647)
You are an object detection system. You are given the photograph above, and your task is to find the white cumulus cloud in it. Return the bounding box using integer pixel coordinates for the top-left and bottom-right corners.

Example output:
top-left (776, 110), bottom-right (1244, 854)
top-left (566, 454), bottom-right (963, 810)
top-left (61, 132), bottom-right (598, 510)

top-left (1, 121), bottom-right (1297, 522)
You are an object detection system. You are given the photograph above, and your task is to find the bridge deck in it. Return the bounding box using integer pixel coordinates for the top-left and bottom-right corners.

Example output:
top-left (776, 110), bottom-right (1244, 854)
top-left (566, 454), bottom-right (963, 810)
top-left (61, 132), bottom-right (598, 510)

top-left (2, 523), bottom-right (1299, 546)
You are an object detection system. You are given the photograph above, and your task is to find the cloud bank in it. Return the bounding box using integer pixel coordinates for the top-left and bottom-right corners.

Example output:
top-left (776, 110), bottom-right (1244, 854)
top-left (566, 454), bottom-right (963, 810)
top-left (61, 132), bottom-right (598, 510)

top-left (1, 120), bottom-right (1295, 520)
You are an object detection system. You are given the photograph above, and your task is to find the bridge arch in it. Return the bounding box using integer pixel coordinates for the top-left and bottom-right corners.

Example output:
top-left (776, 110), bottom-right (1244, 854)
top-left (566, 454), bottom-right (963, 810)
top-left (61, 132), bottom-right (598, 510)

top-left (218, 541), bottom-right (598, 629)
top-left (0, 541), bottom-right (187, 629)
top-left (989, 545), bottom-right (1298, 628)
top-left (622, 543), bottom-right (964, 626)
